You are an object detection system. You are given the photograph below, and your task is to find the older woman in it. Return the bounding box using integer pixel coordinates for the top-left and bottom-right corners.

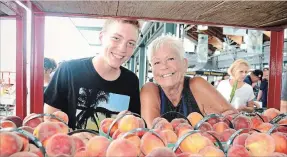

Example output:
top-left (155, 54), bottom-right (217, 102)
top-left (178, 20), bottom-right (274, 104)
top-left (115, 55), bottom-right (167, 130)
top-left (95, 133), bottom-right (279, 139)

top-left (217, 59), bottom-right (257, 112)
top-left (140, 34), bottom-right (237, 128)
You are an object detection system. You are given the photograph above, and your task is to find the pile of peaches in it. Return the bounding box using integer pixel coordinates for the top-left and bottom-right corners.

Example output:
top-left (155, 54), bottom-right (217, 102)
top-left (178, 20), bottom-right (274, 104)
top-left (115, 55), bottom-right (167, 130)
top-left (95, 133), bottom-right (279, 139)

top-left (0, 108), bottom-right (286, 157)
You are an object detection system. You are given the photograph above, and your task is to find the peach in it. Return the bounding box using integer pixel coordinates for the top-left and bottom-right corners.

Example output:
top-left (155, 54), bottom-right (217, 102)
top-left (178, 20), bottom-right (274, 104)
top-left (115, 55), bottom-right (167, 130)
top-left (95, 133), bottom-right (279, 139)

top-left (106, 138), bottom-right (139, 157)
top-left (29, 147), bottom-right (44, 157)
top-left (100, 118), bottom-right (118, 137)
top-left (277, 126), bottom-right (287, 133)
top-left (0, 120), bottom-right (17, 129)
top-left (0, 132), bottom-right (23, 157)
top-left (19, 126), bottom-right (34, 134)
top-left (122, 134), bottom-right (141, 156)
top-left (137, 117), bottom-right (145, 128)
top-left (74, 150), bottom-right (90, 157)
top-left (198, 122), bottom-right (213, 132)
top-left (116, 110), bottom-right (131, 119)
top-left (33, 122), bottom-right (62, 145)
top-left (9, 152), bottom-right (39, 157)
top-left (179, 132), bottom-right (213, 154)
top-left (278, 118), bottom-right (287, 125)
top-left (245, 132), bottom-right (275, 156)
top-left (23, 113), bottom-right (43, 129)
top-left (2, 116), bottom-right (23, 128)
top-left (264, 108), bottom-right (280, 120)
top-left (16, 133), bottom-right (29, 151)
top-left (233, 133), bottom-right (249, 146)
top-left (153, 120), bottom-right (173, 131)
top-left (201, 131), bottom-right (221, 143)
top-left (232, 115), bottom-right (252, 131)
top-left (271, 132), bottom-right (287, 154)
top-left (46, 133), bottom-right (76, 157)
top-left (140, 131), bottom-right (166, 155)
top-left (175, 123), bottom-right (193, 137)
top-left (207, 117), bottom-right (220, 126)
top-left (171, 118), bottom-right (188, 129)
top-left (187, 112), bottom-right (203, 126)
top-left (261, 115), bottom-right (270, 122)
top-left (213, 122), bottom-right (229, 133)
top-left (118, 115), bottom-right (139, 132)
top-left (159, 129), bottom-right (178, 144)
top-left (111, 129), bottom-right (122, 139)
top-left (256, 122), bottom-right (273, 133)
top-left (251, 116), bottom-right (263, 129)
top-left (187, 154), bottom-right (203, 157)
top-left (151, 117), bottom-right (168, 127)
top-left (199, 146), bottom-right (225, 157)
top-left (56, 122), bottom-right (70, 134)
top-left (51, 111), bottom-right (69, 124)
top-left (86, 136), bottom-right (110, 157)
top-left (220, 128), bottom-right (236, 142)
top-left (146, 147), bottom-right (177, 157)
top-left (71, 136), bottom-right (86, 152)
top-left (177, 152), bottom-right (203, 157)
top-left (227, 145), bottom-right (251, 157)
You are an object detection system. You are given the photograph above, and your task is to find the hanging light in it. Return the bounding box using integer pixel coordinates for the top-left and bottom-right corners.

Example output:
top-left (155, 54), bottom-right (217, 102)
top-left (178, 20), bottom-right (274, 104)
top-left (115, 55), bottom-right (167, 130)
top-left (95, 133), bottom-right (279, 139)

top-left (197, 25), bottom-right (208, 31)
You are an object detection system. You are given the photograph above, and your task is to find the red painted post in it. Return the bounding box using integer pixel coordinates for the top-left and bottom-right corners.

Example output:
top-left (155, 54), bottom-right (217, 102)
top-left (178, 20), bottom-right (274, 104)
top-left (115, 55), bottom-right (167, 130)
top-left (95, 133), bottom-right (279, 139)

top-left (30, 14), bottom-right (45, 114)
top-left (268, 30), bottom-right (284, 110)
top-left (16, 16), bottom-right (27, 119)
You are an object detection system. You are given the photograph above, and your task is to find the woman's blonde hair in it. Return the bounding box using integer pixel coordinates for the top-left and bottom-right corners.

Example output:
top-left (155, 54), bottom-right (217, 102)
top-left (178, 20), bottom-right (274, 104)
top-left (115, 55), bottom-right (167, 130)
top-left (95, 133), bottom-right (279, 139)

top-left (228, 59), bottom-right (250, 77)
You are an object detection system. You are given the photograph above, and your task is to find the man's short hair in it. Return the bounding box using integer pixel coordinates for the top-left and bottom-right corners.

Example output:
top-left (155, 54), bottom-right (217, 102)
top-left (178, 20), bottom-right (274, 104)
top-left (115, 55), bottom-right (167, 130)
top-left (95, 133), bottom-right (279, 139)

top-left (102, 19), bottom-right (141, 33)
top-left (44, 57), bottom-right (57, 71)
top-left (252, 69), bottom-right (263, 80)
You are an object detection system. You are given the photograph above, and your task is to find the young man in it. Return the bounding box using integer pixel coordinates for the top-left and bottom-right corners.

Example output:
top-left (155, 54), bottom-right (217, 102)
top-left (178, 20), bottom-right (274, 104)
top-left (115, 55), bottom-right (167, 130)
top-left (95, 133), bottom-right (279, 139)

top-left (244, 69), bottom-right (263, 87)
top-left (44, 19), bottom-right (141, 130)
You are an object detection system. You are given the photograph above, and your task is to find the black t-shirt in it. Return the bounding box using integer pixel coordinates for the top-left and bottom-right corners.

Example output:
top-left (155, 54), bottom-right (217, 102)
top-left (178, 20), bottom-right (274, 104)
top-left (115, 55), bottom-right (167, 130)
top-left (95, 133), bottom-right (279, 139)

top-left (259, 79), bottom-right (268, 108)
top-left (44, 57), bottom-right (141, 130)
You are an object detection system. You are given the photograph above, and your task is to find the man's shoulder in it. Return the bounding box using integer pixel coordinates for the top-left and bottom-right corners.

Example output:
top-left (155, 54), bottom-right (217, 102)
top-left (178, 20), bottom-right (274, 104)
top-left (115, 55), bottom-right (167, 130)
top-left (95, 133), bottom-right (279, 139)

top-left (63, 57), bottom-right (92, 67)
top-left (120, 66), bottom-right (139, 81)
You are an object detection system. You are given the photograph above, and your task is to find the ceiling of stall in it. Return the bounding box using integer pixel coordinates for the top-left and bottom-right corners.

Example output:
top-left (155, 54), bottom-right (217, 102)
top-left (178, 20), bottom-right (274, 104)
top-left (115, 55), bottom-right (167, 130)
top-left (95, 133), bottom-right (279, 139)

top-left (31, 1), bottom-right (287, 29)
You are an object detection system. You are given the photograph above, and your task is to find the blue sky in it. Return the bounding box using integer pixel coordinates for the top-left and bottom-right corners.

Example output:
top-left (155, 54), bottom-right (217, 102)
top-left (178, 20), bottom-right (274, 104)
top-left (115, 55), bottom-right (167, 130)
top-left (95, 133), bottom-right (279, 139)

top-left (97, 93), bottom-right (130, 112)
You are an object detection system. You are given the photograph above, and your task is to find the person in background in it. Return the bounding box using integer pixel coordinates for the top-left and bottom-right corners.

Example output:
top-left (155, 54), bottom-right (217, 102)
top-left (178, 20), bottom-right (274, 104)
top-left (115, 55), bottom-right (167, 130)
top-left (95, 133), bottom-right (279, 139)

top-left (217, 59), bottom-right (259, 112)
top-left (257, 68), bottom-right (269, 108)
top-left (281, 72), bottom-right (287, 113)
top-left (44, 19), bottom-right (141, 130)
top-left (211, 81), bottom-right (215, 86)
top-left (44, 57), bottom-right (57, 91)
top-left (215, 72), bottom-right (229, 88)
top-left (244, 69), bottom-right (263, 88)
top-left (140, 34), bottom-right (237, 128)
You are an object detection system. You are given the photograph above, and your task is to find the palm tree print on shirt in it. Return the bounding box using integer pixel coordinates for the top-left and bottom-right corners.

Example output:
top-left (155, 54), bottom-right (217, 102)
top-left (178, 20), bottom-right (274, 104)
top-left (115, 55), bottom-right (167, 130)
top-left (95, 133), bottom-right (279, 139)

top-left (76, 88), bottom-right (110, 130)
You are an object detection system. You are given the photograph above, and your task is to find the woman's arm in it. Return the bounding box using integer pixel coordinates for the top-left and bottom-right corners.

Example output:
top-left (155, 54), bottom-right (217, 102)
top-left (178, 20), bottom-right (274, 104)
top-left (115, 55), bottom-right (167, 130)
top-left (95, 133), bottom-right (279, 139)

top-left (140, 82), bottom-right (161, 128)
top-left (237, 101), bottom-right (255, 113)
top-left (190, 77), bottom-right (238, 116)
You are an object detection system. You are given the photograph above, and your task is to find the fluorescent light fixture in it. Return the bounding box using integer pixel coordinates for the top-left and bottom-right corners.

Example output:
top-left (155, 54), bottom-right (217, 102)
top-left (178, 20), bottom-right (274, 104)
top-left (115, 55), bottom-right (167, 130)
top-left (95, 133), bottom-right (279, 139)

top-left (197, 25), bottom-right (208, 31)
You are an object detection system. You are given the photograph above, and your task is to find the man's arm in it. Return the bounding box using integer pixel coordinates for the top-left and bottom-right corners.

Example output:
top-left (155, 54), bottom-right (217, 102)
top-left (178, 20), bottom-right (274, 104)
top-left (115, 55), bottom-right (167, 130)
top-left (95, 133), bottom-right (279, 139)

top-left (140, 82), bottom-right (161, 128)
top-left (257, 90), bottom-right (263, 101)
top-left (44, 62), bottom-right (69, 116)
